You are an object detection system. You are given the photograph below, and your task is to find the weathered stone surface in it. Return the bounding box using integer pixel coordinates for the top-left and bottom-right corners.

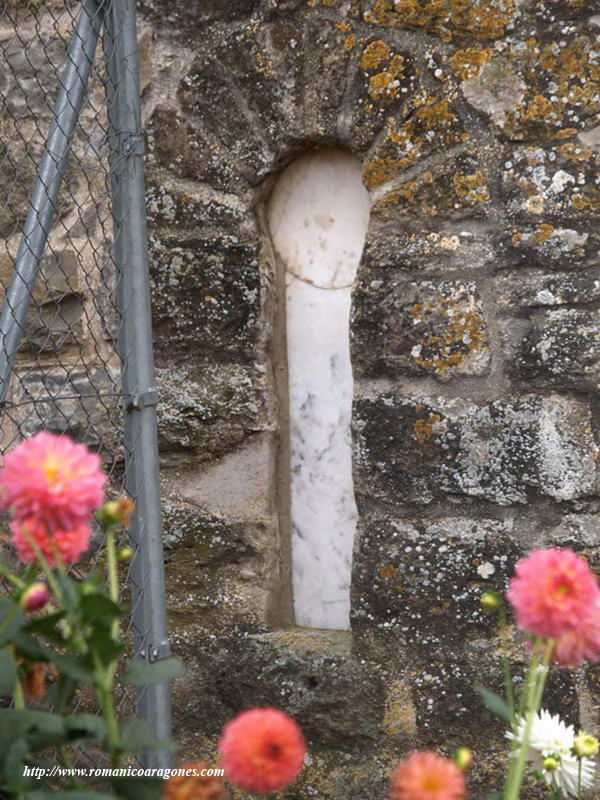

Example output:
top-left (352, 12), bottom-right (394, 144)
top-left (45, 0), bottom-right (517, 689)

top-left (353, 279), bottom-right (490, 381)
top-left (500, 221), bottom-right (598, 269)
top-left (148, 232), bottom-right (261, 362)
top-left (137, 0), bottom-right (260, 41)
top-left (502, 144), bottom-right (600, 220)
top-left (493, 268), bottom-right (600, 310)
top-left (374, 155), bottom-right (492, 219)
top-left (355, 393), bottom-right (599, 506)
top-left (7, 368), bottom-right (122, 457)
top-left (513, 308), bottom-right (600, 391)
top-left (461, 27), bottom-right (600, 140)
top-left (362, 94), bottom-right (468, 189)
top-left (344, 37), bottom-right (418, 152)
top-left (147, 106), bottom-right (247, 194)
top-left (212, 630), bottom-right (384, 748)
top-left (0, 34), bottom-right (67, 118)
top-left (155, 363), bottom-right (266, 461)
top-left (363, 0), bottom-right (518, 42)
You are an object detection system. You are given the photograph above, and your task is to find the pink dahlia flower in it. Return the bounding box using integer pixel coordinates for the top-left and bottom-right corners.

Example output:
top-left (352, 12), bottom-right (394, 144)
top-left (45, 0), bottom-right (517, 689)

top-left (507, 548), bottom-right (600, 639)
top-left (11, 516), bottom-right (93, 566)
top-left (219, 707), bottom-right (306, 794)
top-left (390, 751), bottom-right (466, 800)
top-left (0, 432), bottom-right (106, 564)
top-left (551, 599), bottom-right (600, 668)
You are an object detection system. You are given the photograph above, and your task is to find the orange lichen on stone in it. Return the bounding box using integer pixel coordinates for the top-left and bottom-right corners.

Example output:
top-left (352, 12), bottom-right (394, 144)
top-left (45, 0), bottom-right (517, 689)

top-left (360, 40), bottom-right (390, 70)
top-left (452, 169), bottom-right (490, 204)
top-left (364, 0), bottom-right (516, 42)
top-left (450, 47), bottom-right (493, 80)
top-left (344, 34), bottom-right (357, 51)
top-left (368, 55), bottom-right (406, 101)
top-left (571, 191), bottom-right (600, 213)
top-left (557, 142), bottom-right (592, 163)
top-left (532, 223), bottom-right (554, 244)
top-left (504, 36), bottom-right (600, 138)
top-left (410, 295), bottom-right (487, 374)
top-left (336, 20), bottom-right (353, 32)
top-left (379, 563), bottom-right (396, 579)
top-left (414, 413), bottom-right (442, 442)
top-left (363, 96), bottom-right (466, 188)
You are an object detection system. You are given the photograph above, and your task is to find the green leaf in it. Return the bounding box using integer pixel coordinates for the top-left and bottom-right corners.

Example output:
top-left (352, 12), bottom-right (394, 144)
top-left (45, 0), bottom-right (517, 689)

top-left (51, 653), bottom-right (94, 684)
top-left (123, 658), bottom-right (181, 686)
top-left (109, 777), bottom-right (164, 800)
top-left (25, 793), bottom-right (117, 799)
top-left (0, 646), bottom-right (17, 696)
top-left (64, 714), bottom-right (106, 743)
top-left (475, 685), bottom-right (512, 723)
top-left (19, 710), bottom-right (66, 750)
top-left (88, 628), bottom-right (124, 667)
top-left (118, 718), bottom-right (176, 754)
top-left (13, 632), bottom-right (51, 662)
top-left (79, 593), bottom-right (122, 625)
top-left (0, 597), bottom-right (24, 646)
top-left (24, 611), bottom-right (66, 643)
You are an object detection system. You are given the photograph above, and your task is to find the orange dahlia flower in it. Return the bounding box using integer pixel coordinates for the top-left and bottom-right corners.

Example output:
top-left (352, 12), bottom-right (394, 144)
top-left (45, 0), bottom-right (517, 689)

top-left (390, 751), bottom-right (467, 800)
top-left (218, 707), bottom-right (306, 794)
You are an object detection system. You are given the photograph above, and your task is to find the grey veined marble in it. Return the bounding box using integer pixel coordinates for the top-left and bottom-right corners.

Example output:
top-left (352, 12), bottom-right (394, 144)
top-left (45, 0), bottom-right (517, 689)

top-left (268, 149), bottom-right (370, 630)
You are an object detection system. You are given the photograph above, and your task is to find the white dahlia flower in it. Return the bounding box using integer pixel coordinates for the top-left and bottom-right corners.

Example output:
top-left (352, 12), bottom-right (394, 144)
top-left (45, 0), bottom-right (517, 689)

top-left (507, 709), bottom-right (596, 797)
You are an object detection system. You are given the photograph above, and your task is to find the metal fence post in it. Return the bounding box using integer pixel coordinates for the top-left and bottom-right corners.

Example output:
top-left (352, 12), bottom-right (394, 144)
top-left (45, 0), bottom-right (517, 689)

top-left (103, 0), bottom-right (173, 768)
top-left (0, 0), bottom-right (104, 405)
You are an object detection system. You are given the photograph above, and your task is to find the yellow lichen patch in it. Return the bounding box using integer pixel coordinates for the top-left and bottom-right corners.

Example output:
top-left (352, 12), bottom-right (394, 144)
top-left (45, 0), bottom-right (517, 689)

top-left (364, 0), bottom-right (516, 42)
top-left (336, 20), bottom-right (353, 32)
top-left (571, 191), bottom-right (600, 213)
top-left (504, 36), bottom-right (600, 139)
top-left (363, 96), bottom-right (466, 188)
top-left (308, 0), bottom-right (340, 6)
top-left (557, 142), bottom-right (593, 163)
top-left (376, 162), bottom-right (490, 215)
top-left (363, 157), bottom-right (407, 189)
top-left (532, 223), bottom-right (554, 244)
top-left (378, 563), bottom-right (396, 579)
top-left (368, 55), bottom-right (406, 101)
top-left (414, 413), bottom-right (442, 442)
top-left (450, 47), bottom-right (493, 80)
top-left (360, 40), bottom-right (390, 70)
top-left (411, 295), bottom-right (487, 374)
top-left (452, 169), bottom-right (490, 204)
top-left (343, 34), bottom-right (356, 51)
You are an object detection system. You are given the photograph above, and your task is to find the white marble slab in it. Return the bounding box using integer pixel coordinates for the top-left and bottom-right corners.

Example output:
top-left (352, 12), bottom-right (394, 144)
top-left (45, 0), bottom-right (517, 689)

top-left (268, 149), bottom-right (370, 630)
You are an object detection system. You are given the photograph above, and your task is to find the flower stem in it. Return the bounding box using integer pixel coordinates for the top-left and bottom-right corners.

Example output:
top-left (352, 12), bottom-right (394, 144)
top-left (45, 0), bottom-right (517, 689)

top-left (504, 639), bottom-right (551, 800)
top-left (13, 678), bottom-right (25, 710)
top-left (499, 604), bottom-right (515, 726)
top-left (577, 758), bottom-right (582, 800)
top-left (21, 530), bottom-right (62, 604)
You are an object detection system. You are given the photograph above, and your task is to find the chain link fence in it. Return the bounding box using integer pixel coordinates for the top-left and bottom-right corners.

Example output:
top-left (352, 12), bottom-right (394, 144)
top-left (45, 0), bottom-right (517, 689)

top-left (0, 0), bottom-right (171, 767)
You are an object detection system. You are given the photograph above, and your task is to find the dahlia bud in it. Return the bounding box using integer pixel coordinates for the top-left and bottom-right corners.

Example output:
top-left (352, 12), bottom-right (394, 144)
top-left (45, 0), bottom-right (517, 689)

top-left (454, 747), bottom-right (473, 772)
top-left (543, 756), bottom-right (559, 772)
top-left (20, 582), bottom-right (50, 613)
top-left (97, 498), bottom-right (135, 528)
top-left (574, 732), bottom-right (599, 758)
top-left (480, 591), bottom-right (502, 613)
top-left (117, 546), bottom-right (134, 562)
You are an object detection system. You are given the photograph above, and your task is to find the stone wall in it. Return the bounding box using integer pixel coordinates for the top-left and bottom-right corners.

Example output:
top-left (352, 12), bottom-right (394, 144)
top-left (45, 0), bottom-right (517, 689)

top-left (1, 0), bottom-right (599, 797)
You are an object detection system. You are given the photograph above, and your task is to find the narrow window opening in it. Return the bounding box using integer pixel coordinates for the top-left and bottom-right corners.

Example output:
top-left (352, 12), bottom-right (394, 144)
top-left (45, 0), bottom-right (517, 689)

top-left (268, 148), bottom-right (370, 630)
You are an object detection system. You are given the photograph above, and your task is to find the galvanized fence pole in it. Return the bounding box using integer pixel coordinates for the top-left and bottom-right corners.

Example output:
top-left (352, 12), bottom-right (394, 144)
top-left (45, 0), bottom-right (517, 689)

top-left (103, 0), bottom-right (173, 768)
top-left (0, 0), bottom-right (105, 404)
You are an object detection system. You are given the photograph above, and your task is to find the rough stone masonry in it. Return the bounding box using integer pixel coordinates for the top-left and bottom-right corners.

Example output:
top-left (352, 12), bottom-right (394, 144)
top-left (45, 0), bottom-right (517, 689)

top-left (2, 0), bottom-right (600, 797)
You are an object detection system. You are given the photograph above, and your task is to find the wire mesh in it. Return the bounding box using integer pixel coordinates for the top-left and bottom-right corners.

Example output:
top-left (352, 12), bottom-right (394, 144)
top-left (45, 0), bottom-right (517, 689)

top-left (0, 0), bottom-right (170, 763)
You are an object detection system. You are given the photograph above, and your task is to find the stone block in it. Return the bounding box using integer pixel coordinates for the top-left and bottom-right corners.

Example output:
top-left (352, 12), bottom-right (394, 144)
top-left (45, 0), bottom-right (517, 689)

top-left (155, 362), bottom-right (267, 461)
top-left (354, 393), bottom-right (599, 506)
top-left (493, 268), bottom-right (600, 311)
top-left (353, 279), bottom-right (490, 381)
top-left (148, 231), bottom-right (261, 362)
top-left (513, 308), bottom-right (600, 391)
